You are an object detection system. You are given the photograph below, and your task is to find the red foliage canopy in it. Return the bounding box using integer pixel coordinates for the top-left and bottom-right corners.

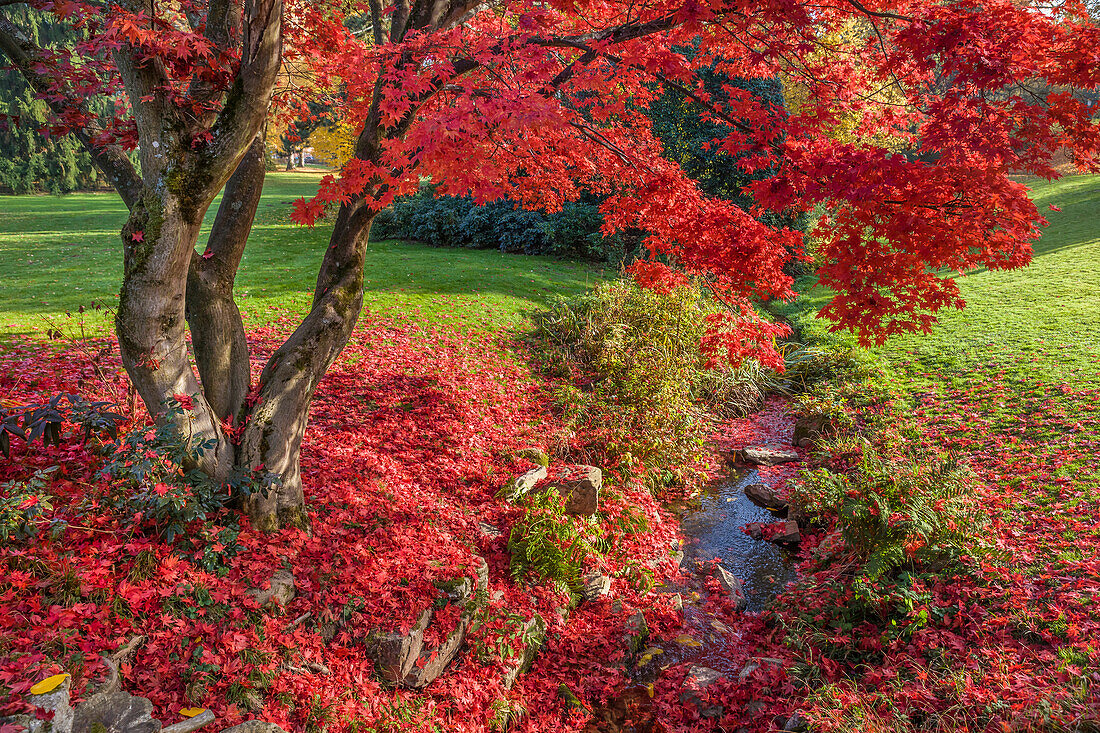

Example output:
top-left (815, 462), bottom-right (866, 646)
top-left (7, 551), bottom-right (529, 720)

top-left (5, 0), bottom-right (1100, 361)
top-left (285, 0), bottom-right (1099, 352)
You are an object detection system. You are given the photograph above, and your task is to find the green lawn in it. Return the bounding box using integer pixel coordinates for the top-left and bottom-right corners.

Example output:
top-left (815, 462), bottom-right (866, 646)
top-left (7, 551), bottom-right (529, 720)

top-left (0, 171), bottom-right (607, 337)
top-left (787, 174), bottom-right (1100, 389)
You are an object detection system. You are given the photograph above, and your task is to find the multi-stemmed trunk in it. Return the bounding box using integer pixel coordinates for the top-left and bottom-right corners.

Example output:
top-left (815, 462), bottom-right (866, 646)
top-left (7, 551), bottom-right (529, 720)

top-left (117, 134), bottom-right (378, 531)
top-left (2, 0), bottom-right (515, 532)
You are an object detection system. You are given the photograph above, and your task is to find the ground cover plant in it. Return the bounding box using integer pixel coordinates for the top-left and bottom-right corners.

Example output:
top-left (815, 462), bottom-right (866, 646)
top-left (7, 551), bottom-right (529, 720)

top-left (0, 315), bottom-right (693, 732)
top-left (4, 0), bottom-right (1099, 534)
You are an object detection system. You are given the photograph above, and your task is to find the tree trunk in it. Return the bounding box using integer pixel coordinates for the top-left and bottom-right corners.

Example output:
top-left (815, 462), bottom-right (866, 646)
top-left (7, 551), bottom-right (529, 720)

top-left (237, 200), bottom-right (376, 531)
top-left (116, 189), bottom-right (235, 481)
top-left (186, 136), bottom-right (265, 423)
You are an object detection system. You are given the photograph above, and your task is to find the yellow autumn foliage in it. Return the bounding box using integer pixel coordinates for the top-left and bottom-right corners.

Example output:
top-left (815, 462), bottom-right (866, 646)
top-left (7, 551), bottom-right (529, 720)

top-left (309, 123), bottom-right (358, 168)
top-left (781, 19), bottom-right (908, 151)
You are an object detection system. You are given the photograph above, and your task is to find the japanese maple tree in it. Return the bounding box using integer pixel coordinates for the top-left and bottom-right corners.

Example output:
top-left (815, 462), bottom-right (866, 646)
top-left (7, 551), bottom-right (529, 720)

top-left (1, 0), bottom-right (1097, 529)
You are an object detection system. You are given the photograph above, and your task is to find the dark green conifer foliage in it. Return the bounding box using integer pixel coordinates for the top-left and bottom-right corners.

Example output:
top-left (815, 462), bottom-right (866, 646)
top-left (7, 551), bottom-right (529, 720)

top-left (0, 8), bottom-right (106, 194)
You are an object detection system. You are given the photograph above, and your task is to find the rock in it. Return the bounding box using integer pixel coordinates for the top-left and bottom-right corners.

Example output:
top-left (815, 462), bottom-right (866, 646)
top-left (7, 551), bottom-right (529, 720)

top-left (219, 724), bottom-right (289, 733)
top-left (579, 570), bottom-right (611, 602)
top-left (402, 617), bottom-right (468, 689)
top-left (624, 612), bottom-right (648, 654)
top-left (502, 466), bottom-right (548, 500)
top-left (557, 684), bottom-right (589, 716)
top-left (161, 709), bottom-right (215, 733)
top-left (771, 520), bottom-right (801, 545)
top-left (738, 446), bottom-right (800, 466)
top-left (745, 522), bottom-right (764, 541)
top-left (478, 521), bottom-right (502, 539)
top-left (670, 550), bottom-right (684, 569)
top-left (72, 691), bottom-right (161, 733)
top-left (369, 607), bottom-right (433, 685)
top-left (776, 712), bottom-right (808, 732)
top-left (501, 615), bottom-right (547, 690)
top-left (5, 674), bottom-right (75, 733)
top-left (685, 665), bottom-right (721, 687)
top-left (680, 666), bottom-right (723, 719)
top-left (544, 465), bottom-right (601, 516)
top-left (792, 415), bottom-right (831, 448)
top-left (434, 557), bottom-right (489, 608)
top-left (668, 593), bottom-right (683, 611)
top-left (743, 483), bottom-right (787, 512)
top-left (515, 447), bottom-right (550, 468)
top-left (713, 566), bottom-right (747, 610)
top-left (249, 569), bottom-right (296, 607)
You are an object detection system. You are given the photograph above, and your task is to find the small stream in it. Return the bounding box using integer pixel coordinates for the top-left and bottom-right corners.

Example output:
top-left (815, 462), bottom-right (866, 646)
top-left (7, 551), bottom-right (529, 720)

top-left (590, 400), bottom-right (804, 731)
top-left (673, 468), bottom-right (798, 613)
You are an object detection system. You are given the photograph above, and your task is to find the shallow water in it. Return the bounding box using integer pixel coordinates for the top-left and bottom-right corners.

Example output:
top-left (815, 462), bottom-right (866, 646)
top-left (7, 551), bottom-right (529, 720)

top-left (675, 468), bottom-right (797, 613)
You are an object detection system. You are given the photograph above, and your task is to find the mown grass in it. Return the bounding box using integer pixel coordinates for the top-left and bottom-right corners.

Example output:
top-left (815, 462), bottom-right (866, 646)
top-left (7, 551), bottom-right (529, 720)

top-left (0, 170), bottom-right (607, 337)
top-left (774, 174), bottom-right (1100, 733)
top-left (783, 174), bottom-right (1100, 389)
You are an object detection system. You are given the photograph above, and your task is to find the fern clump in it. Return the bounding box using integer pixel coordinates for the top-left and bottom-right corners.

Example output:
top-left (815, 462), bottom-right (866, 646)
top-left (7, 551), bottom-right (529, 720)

top-left (507, 490), bottom-right (608, 597)
top-left (791, 449), bottom-right (984, 581)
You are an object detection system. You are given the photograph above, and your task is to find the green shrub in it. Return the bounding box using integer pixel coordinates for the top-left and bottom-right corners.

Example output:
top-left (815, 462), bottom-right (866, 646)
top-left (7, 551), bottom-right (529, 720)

top-left (0, 467), bottom-right (58, 541)
top-left (782, 342), bottom-right (878, 393)
top-left (531, 280), bottom-right (717, 487)
top-left (790, 449), bottom-right (983, 582)
top-left (507, 490), bottom-right (607, 597)
top-left (790, 383), bottom-right (856, 437)
top-left (102, 398), bottom-right (277, 542)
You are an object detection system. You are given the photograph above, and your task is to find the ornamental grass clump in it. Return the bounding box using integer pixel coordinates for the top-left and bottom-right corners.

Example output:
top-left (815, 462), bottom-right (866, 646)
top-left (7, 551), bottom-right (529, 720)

top-left (531, 280), bottom-right (715, 488)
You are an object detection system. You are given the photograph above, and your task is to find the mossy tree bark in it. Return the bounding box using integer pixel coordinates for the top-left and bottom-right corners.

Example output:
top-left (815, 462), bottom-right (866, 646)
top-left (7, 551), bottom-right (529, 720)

top-left (0, 0), bottom-right (488, 532)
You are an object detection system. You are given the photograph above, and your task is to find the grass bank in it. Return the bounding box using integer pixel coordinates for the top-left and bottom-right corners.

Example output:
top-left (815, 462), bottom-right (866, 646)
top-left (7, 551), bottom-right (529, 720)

top-left (772, 174), bottom-right (1100, 731)
top-left (0, 170), bottom-right (606, 337)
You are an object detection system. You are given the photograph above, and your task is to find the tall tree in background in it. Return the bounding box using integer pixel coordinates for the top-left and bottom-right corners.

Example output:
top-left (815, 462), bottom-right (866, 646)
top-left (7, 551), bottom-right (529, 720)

top-left (278, 99), bottom-right (331, 169)
top-left (1, 0), bottom-right (1098, 531)
top-left (0, 8), bottom-right (105, 193)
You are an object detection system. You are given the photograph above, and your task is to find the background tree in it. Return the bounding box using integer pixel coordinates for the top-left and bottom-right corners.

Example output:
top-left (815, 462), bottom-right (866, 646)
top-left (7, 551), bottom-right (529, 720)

top-left (278, 99), bottom-right (331, 169)
top-left (0, 7), bottom-right (106, 194)
top-left (2, 0), bottom-right (1098, 532)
